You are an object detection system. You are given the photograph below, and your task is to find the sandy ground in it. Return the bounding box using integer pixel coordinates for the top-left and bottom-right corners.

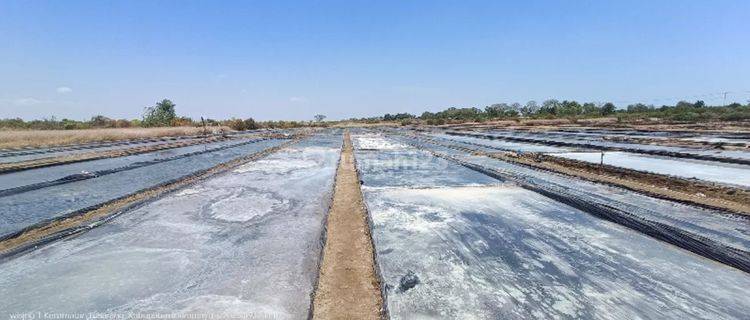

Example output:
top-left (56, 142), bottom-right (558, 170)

top-left (312, 131), bottom-right (384, 319)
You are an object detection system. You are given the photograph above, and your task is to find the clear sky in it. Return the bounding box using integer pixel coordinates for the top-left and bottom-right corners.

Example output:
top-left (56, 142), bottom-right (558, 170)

top-left (1, 1), bottom-right (749, 121)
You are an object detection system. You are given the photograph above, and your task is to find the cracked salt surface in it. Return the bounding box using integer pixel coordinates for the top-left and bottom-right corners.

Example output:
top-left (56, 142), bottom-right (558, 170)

top-left (0, 133), bottom-right (341, 319)
top-left (358, 134), bottom-right (750, 320)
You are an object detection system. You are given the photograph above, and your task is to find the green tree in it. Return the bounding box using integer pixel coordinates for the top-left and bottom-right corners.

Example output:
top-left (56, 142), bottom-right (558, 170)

top-left (90, 115), bottom-right (114, 127)
top-left (601, 102), bottom-right (616, 115)
top-left (142, 99), bottom-right (177, 127)
top-left (243, 118), bottom-right (258, 130)
top-left (485, 104), bottom-right (505, 118)
top-left (559, 100), bottom-right (582, 116)
top-left (420, 111), bottom-right (436, 119)
top-left (521, 101), bottom-right (539, 116)
top-left (626, 103), bottom-right (651, 113)
top-left (582, 102), bottom-right (600, 115)
top-left (510, 103), bottom-right (523, 116)
top-left (675, 101), bottom-right (694, 109)
top-left (540, 99), bottom-right (560, 115)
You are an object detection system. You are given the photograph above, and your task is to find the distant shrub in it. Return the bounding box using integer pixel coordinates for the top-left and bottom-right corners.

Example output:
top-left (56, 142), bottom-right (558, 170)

top-left (171, 116), bottom-right (194, 127)
top-left (720, 111), bottom-right (750, 121)
top-left (426, 118), bottom-right (446, 126)
top-left (142, 99), bottom-right (176, 127)
top-left (225, 118), bottom-right (260, 131)
top-left (670, 112), bottom-right (703, 122)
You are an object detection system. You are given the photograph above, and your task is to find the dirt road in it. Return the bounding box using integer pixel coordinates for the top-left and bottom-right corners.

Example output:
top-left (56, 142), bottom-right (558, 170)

top-left (312, 131), bottom-right (384, 319)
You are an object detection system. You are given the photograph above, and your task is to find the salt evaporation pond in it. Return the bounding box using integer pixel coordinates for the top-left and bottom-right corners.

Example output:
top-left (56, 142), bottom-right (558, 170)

top-left (0, 133), bottom-right (341, 319)
top-left (428, 133), bottom-right (573, 153)
top-left (482, 130), bottom-right (750, 161)
top-left (0, 137), bottom-right (204, 164)
top-left (355, 133), bottom-right (750, 320)
top-left (0, 137), bottom-right (266, 191)
top-left (555, 151), bottom-right (750, 188)
top-left (396, 132), bottom-right (750, 252)
top-left (0, 139), bottom-right (284, 238)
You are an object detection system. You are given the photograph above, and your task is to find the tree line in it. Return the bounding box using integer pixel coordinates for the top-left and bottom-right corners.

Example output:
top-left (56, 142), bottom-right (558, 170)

top-left (374, 99), bottom-right (750, 125)
top-left (1, 99), bottom-right (323, 130)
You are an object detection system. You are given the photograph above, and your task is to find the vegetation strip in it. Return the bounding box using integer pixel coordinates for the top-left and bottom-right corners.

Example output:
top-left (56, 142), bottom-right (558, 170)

top-left (0, 138), bottom-right (273, 197)
top-left (0, 138), bottom-right (300, 259)
top-left (398, 134), bottom-right (750, 274)
top-left (446, 130), bottom-right (750, 166)
top-left (312, 131), bottom-right (384, 319)
top-left (426, 133), bottom-right (750, 214)
top-left (0, 136), bottom-right (240, 174)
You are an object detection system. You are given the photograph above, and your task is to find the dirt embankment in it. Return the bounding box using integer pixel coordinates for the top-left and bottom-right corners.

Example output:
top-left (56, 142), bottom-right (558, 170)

top-left (312, 131), bottom-right (384, 319)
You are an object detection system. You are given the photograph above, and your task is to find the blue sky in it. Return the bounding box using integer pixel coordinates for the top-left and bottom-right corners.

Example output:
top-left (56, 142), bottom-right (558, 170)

top-left (1, 1), bottom-right (749, 121)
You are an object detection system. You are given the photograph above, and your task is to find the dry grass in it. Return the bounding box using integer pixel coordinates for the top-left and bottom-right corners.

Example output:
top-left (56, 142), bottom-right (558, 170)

top-left (0, 126), bottom-right (233, 149)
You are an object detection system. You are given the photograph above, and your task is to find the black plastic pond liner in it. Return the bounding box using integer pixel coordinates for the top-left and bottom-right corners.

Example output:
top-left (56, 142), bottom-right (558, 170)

top-left (400, 135), bottom-right (750, 274)
top-left (0, 138), bottom-right (273, 197)
top-left (446, 131), bottom-right (750, 166)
